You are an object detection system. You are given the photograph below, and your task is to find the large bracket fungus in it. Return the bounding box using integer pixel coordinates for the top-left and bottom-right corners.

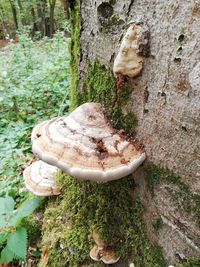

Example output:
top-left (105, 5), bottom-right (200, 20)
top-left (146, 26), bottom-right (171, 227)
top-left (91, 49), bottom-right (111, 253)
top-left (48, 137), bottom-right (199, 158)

top-left (23, 160), bottom-right (60, 196)
top-left (31, 102), bottom-right (146, 182)
top-left (113, 22), bottom-right (150, 80)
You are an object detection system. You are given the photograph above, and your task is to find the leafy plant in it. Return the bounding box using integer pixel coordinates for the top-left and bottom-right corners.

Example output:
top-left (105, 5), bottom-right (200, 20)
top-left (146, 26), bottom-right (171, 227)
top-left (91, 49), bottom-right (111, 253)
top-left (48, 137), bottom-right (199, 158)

top-left (0, 196), bottom-right (43, 264)
top-left (0, 28), bottom-right (70, 265)
top-left (0, 29), bottom-right (70, 203)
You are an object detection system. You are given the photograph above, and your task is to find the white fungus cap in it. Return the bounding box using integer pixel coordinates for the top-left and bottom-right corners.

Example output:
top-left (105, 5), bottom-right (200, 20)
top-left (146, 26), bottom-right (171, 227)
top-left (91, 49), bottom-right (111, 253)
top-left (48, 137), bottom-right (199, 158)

top-left (89, 245), bottom-right (102, 261)
top-left (31, 103), bottom-right (146, 182)
top-left (23, 160), bottom-right (60, 196)
top-left (113, 23), bottom-right (144, 78)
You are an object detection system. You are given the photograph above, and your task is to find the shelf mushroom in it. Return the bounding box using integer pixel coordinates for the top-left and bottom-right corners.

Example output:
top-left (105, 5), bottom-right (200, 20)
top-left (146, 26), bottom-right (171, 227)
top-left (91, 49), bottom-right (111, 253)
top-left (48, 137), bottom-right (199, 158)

top-left (90, 245), bottom-right (120, 265)
top-left (89, 229), bottom-right (120, 264)
top-left (31, 102), bottom-right (146, 182)
top-left (23, 160), bottom-right (60, 196)
top-left (113, 22), bottom-right (149, 81)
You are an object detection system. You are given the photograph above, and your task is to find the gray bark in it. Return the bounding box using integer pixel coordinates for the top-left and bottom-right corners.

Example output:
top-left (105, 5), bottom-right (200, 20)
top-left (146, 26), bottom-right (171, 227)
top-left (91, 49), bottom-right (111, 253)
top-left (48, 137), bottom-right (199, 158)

top-left (78, 0), bottom-right (200, 264)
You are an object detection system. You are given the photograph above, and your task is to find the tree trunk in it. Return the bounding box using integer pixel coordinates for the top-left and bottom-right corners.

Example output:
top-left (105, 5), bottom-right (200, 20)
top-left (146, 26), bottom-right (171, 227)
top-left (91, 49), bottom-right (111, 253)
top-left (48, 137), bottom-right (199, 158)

top-left (60, 0), bottom-right (70, 17)
top-left (0, 4), bottom-right (8, 38)
top-left (72, 0), bottom-right (200, 264)
top-left (37, 0), bottom-right (48, 36)
top-left (49, 0), bottom-right (56, 37)
top-left (9, 0), bottom-right (18, 30)
top-left (30, 5), bottom-right (38, 36)
top-left (17, 0), bottom-right (26, 26)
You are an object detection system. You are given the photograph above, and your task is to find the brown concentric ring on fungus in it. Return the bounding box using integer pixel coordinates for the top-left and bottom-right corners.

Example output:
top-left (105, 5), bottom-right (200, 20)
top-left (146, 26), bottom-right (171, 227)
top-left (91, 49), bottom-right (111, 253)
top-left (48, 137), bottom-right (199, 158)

top-left (23, 160), bottom-right (60, 196)
top-left (31, 103), bottom-right (146, 182)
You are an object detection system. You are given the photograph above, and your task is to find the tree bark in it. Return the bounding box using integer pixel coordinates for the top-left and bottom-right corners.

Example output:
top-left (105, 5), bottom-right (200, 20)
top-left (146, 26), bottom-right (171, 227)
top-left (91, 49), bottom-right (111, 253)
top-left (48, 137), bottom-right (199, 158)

top-left (49, 0), bottom-right (56, 37)
top-left (75, 0), bottom-right (200, 264)
top-left (17, 0), bottom-right (26, 26)
top-left (9, 0), bottom-right (18, 30)
top-left (30, 5), bottom-right (38, 36)
top-left (0, 4), bottom-right (8, 38)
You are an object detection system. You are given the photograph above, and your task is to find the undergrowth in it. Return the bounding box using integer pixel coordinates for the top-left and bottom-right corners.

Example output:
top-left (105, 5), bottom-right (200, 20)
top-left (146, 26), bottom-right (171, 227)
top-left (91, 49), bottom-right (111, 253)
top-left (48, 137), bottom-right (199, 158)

top-left (0, 29), bottom-right (70, 263)
top-left (0, 29), bottom-right (70, 196)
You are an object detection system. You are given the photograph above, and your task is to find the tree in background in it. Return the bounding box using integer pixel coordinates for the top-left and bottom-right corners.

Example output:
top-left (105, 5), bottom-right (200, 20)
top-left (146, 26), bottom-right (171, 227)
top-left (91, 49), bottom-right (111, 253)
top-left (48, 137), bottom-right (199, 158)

top-left (0, 0), bottom-right (68, 39)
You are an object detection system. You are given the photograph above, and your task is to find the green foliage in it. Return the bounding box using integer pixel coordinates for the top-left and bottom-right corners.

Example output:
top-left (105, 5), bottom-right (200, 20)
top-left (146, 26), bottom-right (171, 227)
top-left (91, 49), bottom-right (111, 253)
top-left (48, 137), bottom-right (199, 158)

top-left (0, 30), bottom-right (70, 264)
top-left (40, 173), bottom-right (166, 267)
top-left (0, 29), bottom-right (70, 202)
top-left (0, 196), bottom-right (42, 263)
top-left (7, 227), bottom-right (27, 260)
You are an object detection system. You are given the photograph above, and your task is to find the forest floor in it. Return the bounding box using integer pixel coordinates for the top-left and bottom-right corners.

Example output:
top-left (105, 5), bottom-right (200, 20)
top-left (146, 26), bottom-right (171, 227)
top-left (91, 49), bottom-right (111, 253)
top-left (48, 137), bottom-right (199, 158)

top-left (0, 31), bottom-right (70, 265)
top-left (0, 40), bottom-right (9, 49)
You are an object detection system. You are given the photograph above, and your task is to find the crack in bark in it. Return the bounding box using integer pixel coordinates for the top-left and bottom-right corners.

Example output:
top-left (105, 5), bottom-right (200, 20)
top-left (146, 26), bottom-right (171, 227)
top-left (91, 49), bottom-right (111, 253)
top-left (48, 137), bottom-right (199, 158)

top-left (161, 215), bottom-right (200, 252)
top-left (127, 0), bottom-right (134, 16)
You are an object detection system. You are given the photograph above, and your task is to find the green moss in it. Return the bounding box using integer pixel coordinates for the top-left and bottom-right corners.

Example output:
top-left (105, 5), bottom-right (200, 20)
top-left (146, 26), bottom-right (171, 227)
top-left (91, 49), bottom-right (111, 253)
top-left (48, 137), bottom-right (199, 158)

top-left (76, 60), bottom-right (137, 137)
top-left (177, 258), bottom-right (200, 267)
top-left (152, 217), bottom-right (163, 231)
top-left (193, 195), bottom-right (200, 226)
top-left (70, 0), bottom-right (81, 110)
top-left (146, 163), bottom-right (200, 226)
top-left (40, 172), bottom-right (166, 267)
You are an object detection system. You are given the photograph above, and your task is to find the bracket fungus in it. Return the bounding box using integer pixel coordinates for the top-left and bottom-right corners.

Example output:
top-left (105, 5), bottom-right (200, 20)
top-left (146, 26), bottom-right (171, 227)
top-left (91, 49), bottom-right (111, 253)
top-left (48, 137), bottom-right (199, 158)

top-left (31, 102), bottom-right (146, 182)
top-left (23, 160), bottom-right (60, 196)
top-left (90, 245), bottom-right (120, 264)
top-left (113, 22), bottom-right (149, 80)
top-left (90, 229), bottom-right (120, 264)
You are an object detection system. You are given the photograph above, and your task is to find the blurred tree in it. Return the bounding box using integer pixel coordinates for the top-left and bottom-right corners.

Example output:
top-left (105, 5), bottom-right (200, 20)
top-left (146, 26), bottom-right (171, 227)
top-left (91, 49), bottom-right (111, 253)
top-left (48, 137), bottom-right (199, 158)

top-left (0, 0), bottom-right (67, 38)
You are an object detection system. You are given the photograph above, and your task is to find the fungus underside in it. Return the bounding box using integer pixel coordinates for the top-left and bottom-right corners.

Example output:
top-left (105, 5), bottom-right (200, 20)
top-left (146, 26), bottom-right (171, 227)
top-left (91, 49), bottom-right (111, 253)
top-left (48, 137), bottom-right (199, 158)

top-left (39, 1), bottom-right (200, 266)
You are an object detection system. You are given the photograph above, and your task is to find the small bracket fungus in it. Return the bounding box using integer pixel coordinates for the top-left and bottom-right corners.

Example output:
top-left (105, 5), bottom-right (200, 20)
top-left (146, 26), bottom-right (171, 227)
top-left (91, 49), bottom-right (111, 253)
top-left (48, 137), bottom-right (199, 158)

top-left (90, 230), bottom-right (120, 264)
top-left (23, 160), bottom-right (60, 196)
top-left (101, 250), bottom-right (120, 264)
top-left (90, 245), bottom-right (120, 264)
top-left (89, 245), bottom-right (102, 262)
top-left (31, 103), bottom-right (146, 182)
top-left (113, 22), bottom-right (150, 85)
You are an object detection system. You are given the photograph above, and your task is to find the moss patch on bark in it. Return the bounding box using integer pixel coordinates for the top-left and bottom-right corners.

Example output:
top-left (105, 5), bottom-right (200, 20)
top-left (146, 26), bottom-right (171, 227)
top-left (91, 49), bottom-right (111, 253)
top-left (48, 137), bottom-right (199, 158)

top-left (69, 0), bottom-right (81, 110)
top-left (145, 163), bottom-right (200, 226)
top-left (76, 60), bottom-right (137, 137)
top-left (40, 172), bottom-right (166, 267)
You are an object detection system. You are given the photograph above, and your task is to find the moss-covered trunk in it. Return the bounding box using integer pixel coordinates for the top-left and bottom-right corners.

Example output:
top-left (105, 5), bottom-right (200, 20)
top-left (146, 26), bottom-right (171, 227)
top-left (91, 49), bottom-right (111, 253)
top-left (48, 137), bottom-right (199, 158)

top-left (39, 1), bottom-right (200, 266)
